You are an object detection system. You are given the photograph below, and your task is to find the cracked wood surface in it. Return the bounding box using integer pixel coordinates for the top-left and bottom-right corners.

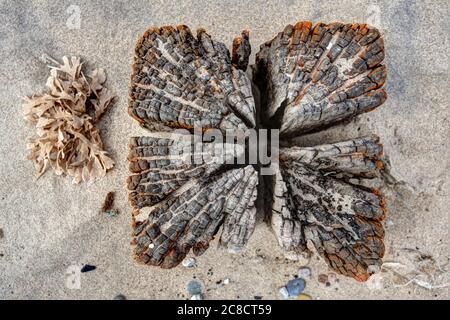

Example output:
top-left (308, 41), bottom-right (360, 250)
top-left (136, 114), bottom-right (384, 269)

top-left (273, 136), bottom-right (386, 281)
top-left (255, 22), bottom-right (386, 137)
top-left (127, 22), bottom-right (388, 281)
top-left (129, 25), bottom-right (256, 132)
top-left (127, 134), bottom-right (244, 209)
top-left (131, 166), bottom-right (258, 268)
top-left (128, 26), bottom-right (259, 269)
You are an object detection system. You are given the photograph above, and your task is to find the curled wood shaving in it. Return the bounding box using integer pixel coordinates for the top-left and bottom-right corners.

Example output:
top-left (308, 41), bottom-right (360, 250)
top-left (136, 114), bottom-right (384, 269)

top-left (23, 56), bottom-right (115, 184)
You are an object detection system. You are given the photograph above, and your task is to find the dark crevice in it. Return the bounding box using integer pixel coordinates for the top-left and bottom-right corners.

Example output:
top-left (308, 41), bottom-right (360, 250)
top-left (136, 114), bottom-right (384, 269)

top-left (266, 98), bottom-right (289, 131)
top-left (252, 63), bottom-right (279, 224)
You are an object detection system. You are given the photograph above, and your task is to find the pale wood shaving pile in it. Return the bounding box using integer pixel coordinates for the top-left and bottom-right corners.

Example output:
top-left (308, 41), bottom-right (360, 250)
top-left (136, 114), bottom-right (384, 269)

top-left (23, 56), bottom-right (115, 184)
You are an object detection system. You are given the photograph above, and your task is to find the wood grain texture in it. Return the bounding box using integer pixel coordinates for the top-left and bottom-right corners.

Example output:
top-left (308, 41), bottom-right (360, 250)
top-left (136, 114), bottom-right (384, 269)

top-left (131, 166), bottom-right (258, 268)
top-left (273, 136), bottom-right (386, 281)
top-left (127, 134), bottom-right (245, 209)
top-left (129, 25), bottom-right (256, 131)
top-left (127, 23), bottom-right (389, 281)
top-left (254, 22), bottom-right (386, 136)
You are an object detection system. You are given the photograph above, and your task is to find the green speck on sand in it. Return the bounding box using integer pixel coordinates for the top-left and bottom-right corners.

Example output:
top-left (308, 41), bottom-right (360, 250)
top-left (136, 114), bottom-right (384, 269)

top-left (104, 211), bottom-right (118, 218)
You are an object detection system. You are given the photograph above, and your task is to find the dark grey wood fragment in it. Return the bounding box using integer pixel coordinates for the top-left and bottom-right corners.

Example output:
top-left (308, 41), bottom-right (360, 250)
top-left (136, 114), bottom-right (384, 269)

top-left (272, 136), bottom-right (386, 281)
top-left (131, 166), bottom-right (258, 268)
top-left (127, 23), bottom-right (389, 282)
top-left (129, 25), bottom-right (256, 132)
top-left (254, 22), bottom-right (387, 136)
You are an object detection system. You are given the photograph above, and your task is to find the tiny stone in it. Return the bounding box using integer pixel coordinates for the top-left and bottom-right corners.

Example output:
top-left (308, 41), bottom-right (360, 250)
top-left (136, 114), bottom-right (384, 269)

top-left (80, 264), bottom-right (96, 273)
top-left (327, 272), bottom-right (337, 283)
top-left (254, 296), bottom-right (263, 300)
top-left (102, 191), bottom-right (116, 213)
top-left (149, 243), bottom-right (155, 249)
top-left (186, 280), bottom-right (202, 295)
top-left (279, 287), bottom-right (289, 300)
top-left (113, 294), bottom-right (126, 300)
top-left (105, 210), bottom-right (118, 218)
top-left (190, 294), bottom-right (203, 300)
top-left (297, 293), bottom-right (312, 300)
top-left (318, 274), bottom-right (328, 284)
top-left (0, 228), bottom-right (3, 239)
top-left (286, 278), bottom-right (306, 297)
top-left (181, 257), bottom-right (197, 268)
top-left (223, 278), bottom-right (230, 285)
top-left (298, 266), bottom-right (312, 279)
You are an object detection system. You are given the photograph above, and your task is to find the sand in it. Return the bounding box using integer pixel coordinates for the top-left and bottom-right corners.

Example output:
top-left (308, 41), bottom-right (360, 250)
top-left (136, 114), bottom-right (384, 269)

top-left (0, 0), bottom-right (448, 299)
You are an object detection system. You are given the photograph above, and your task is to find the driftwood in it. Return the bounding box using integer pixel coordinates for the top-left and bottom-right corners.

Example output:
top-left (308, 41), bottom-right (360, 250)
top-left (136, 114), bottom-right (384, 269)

top-left (127, 22), bottom-right (388, 281)
top-left (255, 22), bottom-right (386, 136)
top-left (129, 25), bottom-right (255, 132)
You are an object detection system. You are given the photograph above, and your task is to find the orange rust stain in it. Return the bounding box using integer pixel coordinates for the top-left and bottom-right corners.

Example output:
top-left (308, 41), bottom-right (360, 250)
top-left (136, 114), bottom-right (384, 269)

top-left (163, 121), bottom-right (194, 130)
top-left (354, 272), bottom-right (370, 282)
top-left (375, 160), bottom-right (384, 169)
top-left (372, 187), bottom-right (388, 219)
top-left (294, 21), bottom-right (303, 30)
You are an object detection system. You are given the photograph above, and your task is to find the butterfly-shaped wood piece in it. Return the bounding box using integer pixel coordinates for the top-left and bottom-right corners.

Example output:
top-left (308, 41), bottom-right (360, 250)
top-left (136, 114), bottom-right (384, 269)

top-left (127, 22), bottom-right (387, 281)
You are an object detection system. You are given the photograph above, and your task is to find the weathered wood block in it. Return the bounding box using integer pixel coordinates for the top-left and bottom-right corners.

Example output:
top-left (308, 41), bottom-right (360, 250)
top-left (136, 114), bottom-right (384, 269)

top-left (127, 22), bottom-right (388, 281)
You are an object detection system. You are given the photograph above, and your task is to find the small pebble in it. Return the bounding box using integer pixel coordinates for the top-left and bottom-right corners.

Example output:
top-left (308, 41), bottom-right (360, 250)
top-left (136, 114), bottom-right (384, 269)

top-left (286, 278), bottom-right (306, 297)
top-left (187, 280), bottom-right (202, 295)
top-left (223, 278), bottom-right (230, 285)
top-left (297, 293), bottom-right (312, 300)
top-left (148, 243), bottom-right (155, 249)
top-left (113, 294), bottom-right (126, 300)
top-left (254, 296), bottom-right (263, 300)
top-left (318, 274), bottom-right (328, 284)
top-left (80, 264), bottom-right (96, 273)
top-left (327, 272), bottom-right (337, 283)
top-left (104, 210), bottom-right (118, 218)
top-left (181, 257), bottom-right (197, 268)
top-left (297, 266), bottom-right (312, 279)
top-left (0, 228), bottom-right (3, 239)
top-left (279, 287), bottom-right (289, 299)
top-left (190, 294), bottom-right (203, 300)
top-left (101, 191), bottom-right (116, 213)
